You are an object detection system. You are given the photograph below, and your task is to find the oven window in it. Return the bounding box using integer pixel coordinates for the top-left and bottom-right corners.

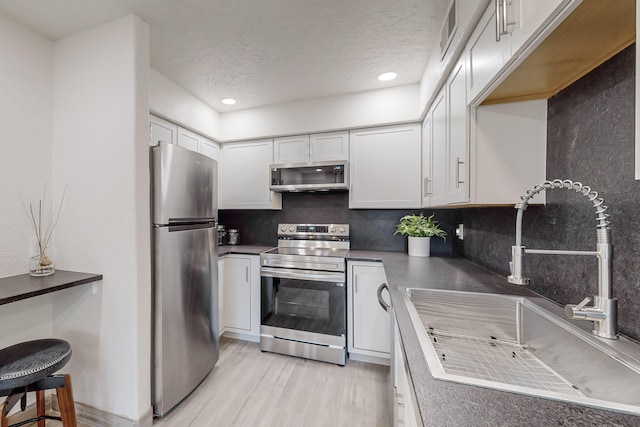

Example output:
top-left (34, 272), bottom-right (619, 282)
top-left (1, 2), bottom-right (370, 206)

top-left (261, 276), bottom-right (345, 337)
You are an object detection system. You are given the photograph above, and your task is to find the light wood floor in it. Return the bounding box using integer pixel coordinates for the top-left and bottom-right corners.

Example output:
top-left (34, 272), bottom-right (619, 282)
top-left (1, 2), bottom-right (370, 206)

top-left (154, 336), bottom-right (391, 427)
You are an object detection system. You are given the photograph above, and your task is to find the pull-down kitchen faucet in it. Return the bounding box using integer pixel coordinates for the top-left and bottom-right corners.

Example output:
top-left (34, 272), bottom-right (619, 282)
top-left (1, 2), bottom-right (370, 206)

top-left (507, 179), bottom-right (618, 339)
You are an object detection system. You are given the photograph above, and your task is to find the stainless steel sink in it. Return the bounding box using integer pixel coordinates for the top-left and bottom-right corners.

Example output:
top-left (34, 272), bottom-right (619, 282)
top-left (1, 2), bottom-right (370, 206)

top-left (403, 288), bottom-right (640, 415)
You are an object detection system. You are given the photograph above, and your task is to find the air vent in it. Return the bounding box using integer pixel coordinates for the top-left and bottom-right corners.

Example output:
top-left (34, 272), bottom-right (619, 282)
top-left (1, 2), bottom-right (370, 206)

top-left (440, 0), bottom-right (457, 58)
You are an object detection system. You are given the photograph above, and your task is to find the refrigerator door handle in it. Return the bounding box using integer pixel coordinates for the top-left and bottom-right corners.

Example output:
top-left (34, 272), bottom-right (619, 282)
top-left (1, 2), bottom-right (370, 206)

top-left (167, 222), bottom-right (217, 232)
top-left (168, 217), bottom-right (217, 225)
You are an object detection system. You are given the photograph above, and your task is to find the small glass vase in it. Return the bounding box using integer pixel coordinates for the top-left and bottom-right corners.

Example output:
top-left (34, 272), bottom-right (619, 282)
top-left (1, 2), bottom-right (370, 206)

top-left (29, 252), bottom-right (55, 277)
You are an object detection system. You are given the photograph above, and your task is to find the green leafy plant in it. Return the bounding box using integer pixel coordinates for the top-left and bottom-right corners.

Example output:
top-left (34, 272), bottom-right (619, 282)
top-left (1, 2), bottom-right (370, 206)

top-left (394, 213), bottom-right (446, 240)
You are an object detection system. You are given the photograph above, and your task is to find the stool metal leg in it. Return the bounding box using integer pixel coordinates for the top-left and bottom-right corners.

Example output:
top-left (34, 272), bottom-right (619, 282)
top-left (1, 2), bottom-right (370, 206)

top-left (56, 374), bottom-right (77, 427)
top-left (36, 390), bottom-right (45, 427)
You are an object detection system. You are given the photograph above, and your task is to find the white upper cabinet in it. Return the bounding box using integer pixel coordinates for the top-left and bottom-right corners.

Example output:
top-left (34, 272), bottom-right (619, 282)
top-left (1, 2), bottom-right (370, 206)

top-left (430, 90), bottom-right (448, 207)
top-left (467, 3), bottom-right (512, 104)
top-left (149, 114), bottom-right (220, 161)
top-left (446, 56), bottom-right (469, 204)
top-left (273, 131), bottom-right (349, 164)
top-left (510, 0), bottom-right (571, 56)
top-left (273, 135), bottom-right (310, 164)
top-left (468, 99), bottom-right (547, 205)
top-left (309, 131), bottom-right (349, 162)
top-left (220, 139), bottom-right (282, 210)
top-left (200, 137), bottom-right (220, 161)
top-left (421, 115), bottom-right (432, 207)
top-left (423, 56), bottom-right (469, 207)
top-left (424, 89), bottom-right (448, 207)
top-left (149, 115), bottom-right (177, 146)
top-left (349, 124), bottom-right (421, 209)
top-left (177, 127), bottom-right (201, 152)
top-left (467, 0), bottom-right (580, 105)
top-left (424, 52), bottom-right (546, 207)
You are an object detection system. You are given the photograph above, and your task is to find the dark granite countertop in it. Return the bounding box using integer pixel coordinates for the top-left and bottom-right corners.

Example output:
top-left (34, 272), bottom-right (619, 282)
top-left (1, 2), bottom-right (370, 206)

top-left (346, 251), bottom-right (640, 426)
top-left (0, 270), bottom-right (103, 305)
top-left (218, 245), bottom-right (273, 256)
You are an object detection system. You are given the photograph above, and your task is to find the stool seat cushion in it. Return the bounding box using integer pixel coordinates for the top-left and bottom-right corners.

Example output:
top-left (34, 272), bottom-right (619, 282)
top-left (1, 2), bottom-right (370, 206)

top-left (0, 339), bottom-right (71, 391)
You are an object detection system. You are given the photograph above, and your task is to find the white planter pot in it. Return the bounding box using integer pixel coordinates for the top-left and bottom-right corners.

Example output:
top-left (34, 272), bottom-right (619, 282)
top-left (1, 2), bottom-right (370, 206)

top-left (408, 236), bottom-right (431, 257)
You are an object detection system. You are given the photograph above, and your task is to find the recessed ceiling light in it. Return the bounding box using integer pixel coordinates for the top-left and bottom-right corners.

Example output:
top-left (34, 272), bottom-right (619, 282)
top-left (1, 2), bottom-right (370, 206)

top-left (221, 98), bottom-right (236, 105)
top-left (378, 72), bottom-right (397, 81)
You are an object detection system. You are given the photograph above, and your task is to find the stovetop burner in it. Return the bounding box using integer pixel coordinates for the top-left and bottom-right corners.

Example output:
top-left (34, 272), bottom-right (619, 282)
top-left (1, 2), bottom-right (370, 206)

top-left (261, 223), bottom-right (350, 272)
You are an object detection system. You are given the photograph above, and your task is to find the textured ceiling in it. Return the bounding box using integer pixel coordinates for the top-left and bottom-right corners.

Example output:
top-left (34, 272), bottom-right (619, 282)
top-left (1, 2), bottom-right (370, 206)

top-left (0, 0), bottom-right (448, 112)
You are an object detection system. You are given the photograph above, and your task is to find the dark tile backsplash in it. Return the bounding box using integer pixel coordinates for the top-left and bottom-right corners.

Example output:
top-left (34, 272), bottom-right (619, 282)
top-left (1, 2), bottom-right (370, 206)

top-left (219, 192), bottom-right (462, 254)
top-left (220, 44), bottom-right (639, 342)
top-left (461, 44), bottom-right (639, 341)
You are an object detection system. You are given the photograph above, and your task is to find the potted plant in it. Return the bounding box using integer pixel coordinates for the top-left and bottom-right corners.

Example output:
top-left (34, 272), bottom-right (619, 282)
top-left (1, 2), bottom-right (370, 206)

top-left (394, 213), bottom-right (446, 257)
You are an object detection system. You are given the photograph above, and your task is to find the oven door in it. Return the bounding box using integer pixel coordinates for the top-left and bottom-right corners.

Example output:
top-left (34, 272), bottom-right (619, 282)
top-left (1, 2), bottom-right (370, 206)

top-left (260, 267), bottom-right (346, 337)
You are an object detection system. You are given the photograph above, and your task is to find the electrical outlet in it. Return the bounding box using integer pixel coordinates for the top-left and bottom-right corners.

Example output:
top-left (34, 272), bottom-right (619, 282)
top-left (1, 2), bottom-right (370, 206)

top-left (29, 236), bottom-right (40, 257)
top-left (455, 224), bottom-right (464, 240)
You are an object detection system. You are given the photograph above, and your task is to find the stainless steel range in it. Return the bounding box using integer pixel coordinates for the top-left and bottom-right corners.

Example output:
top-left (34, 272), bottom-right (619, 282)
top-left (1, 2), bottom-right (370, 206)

top-left (260, 224), bottom-right (349, 365)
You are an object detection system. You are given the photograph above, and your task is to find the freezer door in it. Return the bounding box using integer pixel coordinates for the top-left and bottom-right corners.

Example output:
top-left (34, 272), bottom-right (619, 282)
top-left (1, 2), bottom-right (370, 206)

top-left (152, 224), bottom-right (219, 416)
top-left (152, 142), bottom-right (218, 224)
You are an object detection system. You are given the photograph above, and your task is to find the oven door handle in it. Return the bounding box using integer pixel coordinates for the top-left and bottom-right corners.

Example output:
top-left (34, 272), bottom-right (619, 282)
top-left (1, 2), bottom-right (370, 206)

top-left (377, 283), bottom-right (391, 312)
top-left (261, 267), bottom-right (345, 284)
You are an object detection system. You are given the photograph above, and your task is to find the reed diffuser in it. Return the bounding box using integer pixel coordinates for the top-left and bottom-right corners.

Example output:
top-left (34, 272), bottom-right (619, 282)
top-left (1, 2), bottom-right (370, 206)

top-left (22, 185), bottom-right (67, 276)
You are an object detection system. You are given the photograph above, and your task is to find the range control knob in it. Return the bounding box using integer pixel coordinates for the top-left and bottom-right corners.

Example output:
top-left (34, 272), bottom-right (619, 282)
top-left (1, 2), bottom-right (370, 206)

top-left (339, 227), bottom-right (346, 234)
top-left (289, 226), bottom-right (296, 232)
top-left (329, 227), bottom-right (336, 233)
top-left (280, 225), bottom-right (287, 232)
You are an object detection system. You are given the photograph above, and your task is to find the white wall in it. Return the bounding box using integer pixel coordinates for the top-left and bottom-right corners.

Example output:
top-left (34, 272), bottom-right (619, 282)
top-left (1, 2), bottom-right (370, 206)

top-left (150, 68), bottom-right (222, 141)
top-left (0, 13), bottom-right (53, 279)
top-left (221, 84), bottom-right (420, 141)
top-left (51, 14), bottom-right (151, 423)
top-left (0, 15), bottom-right (56, 396)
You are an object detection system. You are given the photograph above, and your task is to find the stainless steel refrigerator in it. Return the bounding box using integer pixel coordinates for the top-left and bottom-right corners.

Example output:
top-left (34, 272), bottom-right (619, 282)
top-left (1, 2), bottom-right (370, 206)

top-left (151, 142), bottom-right (219, 417)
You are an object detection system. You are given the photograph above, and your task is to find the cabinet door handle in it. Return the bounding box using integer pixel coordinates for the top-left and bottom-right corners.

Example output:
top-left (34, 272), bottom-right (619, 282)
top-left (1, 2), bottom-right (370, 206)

top-left (246, 266), bottom-right (249, 283)
top-left (423, 177), bottom-right (431, 197)
top-left (496, 0), bottom-right (512, 41)
top-left (456, 157), bottom-right (465, 188)
top-left (354, 275), bottom-right (358, 293)
top-left (377, 283), bottom-right (390, 312)
top-left (495, 0), bottom-right (501, 41)
top-left (502, 0), bottom-right (508, 35)
top-left (350, 184), bottom-right (354, 200)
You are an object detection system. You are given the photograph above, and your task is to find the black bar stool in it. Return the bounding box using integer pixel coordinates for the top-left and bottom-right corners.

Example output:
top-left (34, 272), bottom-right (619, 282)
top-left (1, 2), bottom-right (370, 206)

top-left (0, 339), bottom-right (77, 427)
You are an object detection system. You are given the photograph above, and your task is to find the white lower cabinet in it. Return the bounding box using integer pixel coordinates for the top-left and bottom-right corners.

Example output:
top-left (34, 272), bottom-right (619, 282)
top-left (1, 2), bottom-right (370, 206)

top-left (218, 254), bottom-right (260, 341)
top-left (392, 313), bottom-right (421, 427)
top-left (347, 262), bottom-right (390, 362)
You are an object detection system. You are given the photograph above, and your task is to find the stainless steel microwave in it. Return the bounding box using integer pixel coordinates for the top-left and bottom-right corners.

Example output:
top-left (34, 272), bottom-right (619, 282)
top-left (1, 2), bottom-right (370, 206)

top-left (269, 161), bottom-right (349, 192)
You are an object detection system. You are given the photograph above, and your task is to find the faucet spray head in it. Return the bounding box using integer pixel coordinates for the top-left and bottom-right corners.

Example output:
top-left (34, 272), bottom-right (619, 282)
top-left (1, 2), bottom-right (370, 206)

top-left (507, 245), bottom-right (530, 285)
